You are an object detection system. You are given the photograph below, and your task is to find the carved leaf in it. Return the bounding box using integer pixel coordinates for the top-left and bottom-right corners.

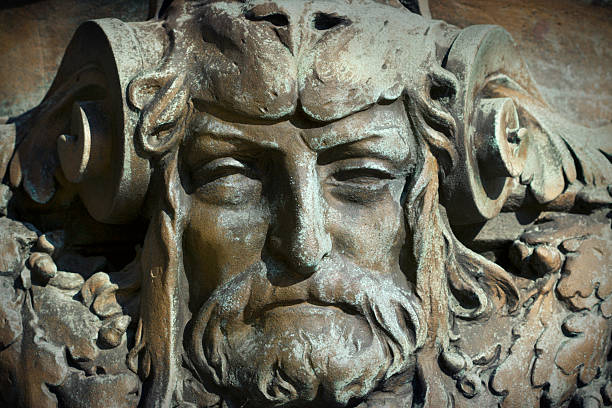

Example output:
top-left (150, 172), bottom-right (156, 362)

top-left (520, 126), bottom-right (568, 204)
top-left (491, 276), bottom-right (557, 407)
top-left (555, 312), bottom-right (611, 385)
top-left (54, 371), bottom-right (140, 408)
top-left (17, 294), bottom-right (69, 408)
top-left (500, 211), bottom-right (612, 406)
top-left (557, 237), bottom-right (612, 311)
top-left (0, 276), bottom-right (24, 349)
top-left (32, 285), bottom-right (101, 363)
top-left (531, 298), bottom-right (576, 405)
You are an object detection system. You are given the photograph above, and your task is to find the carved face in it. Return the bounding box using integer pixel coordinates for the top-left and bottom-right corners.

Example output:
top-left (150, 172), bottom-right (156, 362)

top-left (133, 0), bottom-right (455, 405)
top-left (182, 100), bottom-right (416, 304)
top-left (181, 100), bottom-right (424, 405)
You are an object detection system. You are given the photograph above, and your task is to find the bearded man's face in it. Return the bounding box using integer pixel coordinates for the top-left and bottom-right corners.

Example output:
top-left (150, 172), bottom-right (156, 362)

top-left (181, 100), bottom-right (425, 406)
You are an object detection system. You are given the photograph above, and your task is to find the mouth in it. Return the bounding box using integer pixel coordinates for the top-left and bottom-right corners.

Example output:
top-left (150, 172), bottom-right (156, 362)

top-left (261, 299), bottom-right (361, 316)
top-left (243, 299), bottom-right (363, 326)
top-left (253, 300), bottom-right (376, 348)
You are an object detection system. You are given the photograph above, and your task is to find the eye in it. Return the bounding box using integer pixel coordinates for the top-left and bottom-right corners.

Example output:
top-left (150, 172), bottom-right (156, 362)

top-left (190, 157), bottom-right (262, 205)
top-left (333, 167), bottom-right (394, 184)
top-left (326, 160), bottom-right (398, 204)
top-left (191, 157), bottom-right (250, 185)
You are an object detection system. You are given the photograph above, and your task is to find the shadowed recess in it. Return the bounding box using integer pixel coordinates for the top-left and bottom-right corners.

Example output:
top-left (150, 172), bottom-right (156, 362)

top-left (245, 10), bottom-right (289, 27)
top-left (313, 12), bottom-right (351, 30)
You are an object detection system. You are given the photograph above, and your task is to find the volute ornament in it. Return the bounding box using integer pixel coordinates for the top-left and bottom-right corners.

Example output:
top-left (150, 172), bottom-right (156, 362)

top-left (0, 1), bottom-right (610, 407)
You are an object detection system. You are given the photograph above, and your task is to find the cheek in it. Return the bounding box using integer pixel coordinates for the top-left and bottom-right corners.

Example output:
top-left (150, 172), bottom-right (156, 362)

top-left (327, 181), bottom-right (406, 271)
top-left (183, 200), bottom-right (269, 302)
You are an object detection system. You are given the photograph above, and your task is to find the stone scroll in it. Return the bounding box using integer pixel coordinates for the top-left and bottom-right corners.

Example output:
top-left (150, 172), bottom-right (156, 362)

top-left (0, 1), bottom-right (610, 407)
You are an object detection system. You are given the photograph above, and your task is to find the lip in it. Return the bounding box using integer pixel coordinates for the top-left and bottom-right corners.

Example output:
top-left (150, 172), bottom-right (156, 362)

top-left (254, 300), bottom-right (376, 347)
top-left (243, 299), bottom-right (361, 324)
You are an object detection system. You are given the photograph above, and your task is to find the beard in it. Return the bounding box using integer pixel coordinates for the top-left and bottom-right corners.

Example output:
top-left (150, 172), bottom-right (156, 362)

top-left (186, 254), bottom-right (426, 407)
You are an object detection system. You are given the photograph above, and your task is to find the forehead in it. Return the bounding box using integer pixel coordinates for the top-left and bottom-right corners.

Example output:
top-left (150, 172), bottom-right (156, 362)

top-left (179, 0), bottom-right (436, 122)
top-left (186, 100), bottom-right (416, 162)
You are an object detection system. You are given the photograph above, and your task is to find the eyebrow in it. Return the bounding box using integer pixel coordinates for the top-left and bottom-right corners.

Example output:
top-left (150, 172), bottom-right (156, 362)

top-left (305, 125), bottom-right (403, 152)
top-left (191, 115), bottom-right (405, 155)
top-left (196, 118), bottom-right (243, 140)
top-left (317, 135), bottom-right (412, 166)
top-left (192, 118), bottom-right (279, 149)
top-left (202, 132), bottom-right (273, 149)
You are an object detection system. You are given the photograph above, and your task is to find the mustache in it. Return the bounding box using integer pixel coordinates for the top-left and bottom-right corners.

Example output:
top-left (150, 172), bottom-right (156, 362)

top-left (188, 255), bottom-right (426, 386)
top-left (249, 255), bottom-right (425, 344)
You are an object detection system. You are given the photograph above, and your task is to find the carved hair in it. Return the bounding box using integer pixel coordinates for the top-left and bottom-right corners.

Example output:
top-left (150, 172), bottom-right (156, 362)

top-left (404, 66), bottom-right (519, 344)
top-left (125, 1), bottom-right (520, 403)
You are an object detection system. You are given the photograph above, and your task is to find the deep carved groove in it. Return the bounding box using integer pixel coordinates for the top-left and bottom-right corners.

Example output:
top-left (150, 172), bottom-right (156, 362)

top-left (313, 12), bottom-right (351, 30)
top-left (245, 11), bottom-right (289, 27)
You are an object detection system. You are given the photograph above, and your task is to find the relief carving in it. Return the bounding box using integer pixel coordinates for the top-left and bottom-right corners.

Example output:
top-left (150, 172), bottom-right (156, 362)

top-left (0, 1), bottom-right (610, 407)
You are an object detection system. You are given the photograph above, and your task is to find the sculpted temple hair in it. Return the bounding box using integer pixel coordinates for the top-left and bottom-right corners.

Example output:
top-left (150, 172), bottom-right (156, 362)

top-left (1, 0), bottom-right (610, 407)
top-left (125, 1), bottom-right (519, 404)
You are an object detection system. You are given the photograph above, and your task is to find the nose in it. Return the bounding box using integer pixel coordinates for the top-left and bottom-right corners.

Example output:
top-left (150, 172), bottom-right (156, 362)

top-left (268, 157), bottom-right (332, 277)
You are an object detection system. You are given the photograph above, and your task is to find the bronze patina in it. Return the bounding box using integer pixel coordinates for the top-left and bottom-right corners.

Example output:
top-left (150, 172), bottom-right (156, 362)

top-left (0, 1), bottom-right (610, 407)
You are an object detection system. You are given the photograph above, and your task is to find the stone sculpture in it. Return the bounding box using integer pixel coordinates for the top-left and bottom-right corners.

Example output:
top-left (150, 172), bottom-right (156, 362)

top-left (0, 0), bottom-right (610, 407)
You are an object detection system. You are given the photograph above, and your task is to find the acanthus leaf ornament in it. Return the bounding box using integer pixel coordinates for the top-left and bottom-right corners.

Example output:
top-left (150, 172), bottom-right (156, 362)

top-left (0, 2), bottom-right (610, 407)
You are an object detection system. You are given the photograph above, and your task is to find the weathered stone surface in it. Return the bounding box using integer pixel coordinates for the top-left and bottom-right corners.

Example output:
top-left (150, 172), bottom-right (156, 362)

top-left (54, 371), bottom-right (140, 408)
top-left (0, 216), bottom-right (37, 276)
top-left (32, 285), bottom-right (101, 362)
top-left (0, 185), bottom-right (10, 217)
top-left (28, 252), bottom-right (58, 281)
top-left (0, 275), bottom-right (23, 349)
top-left (0, 1), bottom-right (610, 407)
